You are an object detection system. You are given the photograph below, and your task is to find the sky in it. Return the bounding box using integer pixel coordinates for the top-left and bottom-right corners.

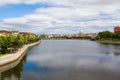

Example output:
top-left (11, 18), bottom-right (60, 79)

top-left (0, 0), bottom-right (120, 34)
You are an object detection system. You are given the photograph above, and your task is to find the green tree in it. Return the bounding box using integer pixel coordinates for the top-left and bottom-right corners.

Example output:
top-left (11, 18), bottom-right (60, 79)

top-left (0, 34), bottom-right (41, 54)
top-left (112, 32), bottom-right (120, 39)
top-left (97, 31), bottom-right (112, 40)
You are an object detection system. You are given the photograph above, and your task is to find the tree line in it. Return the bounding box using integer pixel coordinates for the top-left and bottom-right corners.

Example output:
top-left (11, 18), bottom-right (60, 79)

top-left (96, 31), bottom-right (120, 41)
top-left (0, 35), bottom-right (41, 54)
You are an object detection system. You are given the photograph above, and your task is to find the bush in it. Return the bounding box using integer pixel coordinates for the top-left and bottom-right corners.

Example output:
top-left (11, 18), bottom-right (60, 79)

top-left (0, 35), bottom-right (41, 54)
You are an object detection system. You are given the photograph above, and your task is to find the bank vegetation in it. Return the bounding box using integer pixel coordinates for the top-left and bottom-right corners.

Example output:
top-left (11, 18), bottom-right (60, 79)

top-left (0, 35), bottom-right (41, 54)
top-left (96, 31), bottom-right (120, 43)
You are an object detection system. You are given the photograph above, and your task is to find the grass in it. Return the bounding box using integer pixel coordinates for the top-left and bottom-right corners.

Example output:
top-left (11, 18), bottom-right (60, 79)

top-left (98, 39), bottom-right (120, 42)
top-left (97, 39), bottom-right (120, 44)
top-left (0, 54), bottom-right (5, 57)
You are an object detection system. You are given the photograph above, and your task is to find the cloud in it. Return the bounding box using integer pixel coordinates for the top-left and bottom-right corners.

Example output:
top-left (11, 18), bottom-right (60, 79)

top-left (0, 0), bottom-right (120, 34)
top-left (27, 52), bottom-right (120, 71)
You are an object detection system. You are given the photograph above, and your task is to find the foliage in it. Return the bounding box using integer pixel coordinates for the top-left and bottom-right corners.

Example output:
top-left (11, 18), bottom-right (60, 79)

top-left (69, 36), bottom-right (91, 39)
top-left (96, 31), bottom-right (120, 41)
top-left (96, 31), bottom-right (112, 40)
top-left (0, 35), bottom-right (41, 54)
top-left (112, 32), bottom-right (120, 39)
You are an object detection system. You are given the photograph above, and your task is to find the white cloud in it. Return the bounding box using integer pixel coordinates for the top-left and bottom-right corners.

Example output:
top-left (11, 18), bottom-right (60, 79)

top-left (27, 52), bottom-right (120, 71)
top-left (0, 0), bottom-right (120, 34)
top-left (0, 0), bottom-right (21, 6)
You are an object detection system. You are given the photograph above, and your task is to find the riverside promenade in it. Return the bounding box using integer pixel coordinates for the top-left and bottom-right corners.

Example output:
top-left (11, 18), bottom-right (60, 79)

top-left (0, 41), bottom-right (40, 67)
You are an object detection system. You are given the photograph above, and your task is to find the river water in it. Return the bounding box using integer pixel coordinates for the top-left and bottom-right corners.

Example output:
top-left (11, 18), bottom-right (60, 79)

top-left (1, 40), bottom-right (120, 80)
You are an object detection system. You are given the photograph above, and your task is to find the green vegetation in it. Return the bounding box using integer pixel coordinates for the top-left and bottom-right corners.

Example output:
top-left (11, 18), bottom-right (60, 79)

top-left (0, 35), bottom-right (41, 54)
top-left (96, 31), bottom-right (120, 42)
top-left (67, 36), bottom-right (91, 39)
top-left (0, 54), bottom-right (5, 57)
top-left (41, 35), bottom-right (91, 40)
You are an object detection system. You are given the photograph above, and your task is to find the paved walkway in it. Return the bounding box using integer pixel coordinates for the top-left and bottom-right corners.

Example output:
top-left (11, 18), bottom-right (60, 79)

top-left (0, 41), bottom-right (40, 66)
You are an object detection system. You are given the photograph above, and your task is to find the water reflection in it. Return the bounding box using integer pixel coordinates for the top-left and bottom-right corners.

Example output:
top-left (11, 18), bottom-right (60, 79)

top-left (1, 40), bottom-right (120, 80)
top-left (23, 55), bottom-right (120, 80)
top-left (1, 54), bottom-right (27, 80)
top-left (21, 40), bottom-right (120, 80)
top-left (114, 52), bottom-right (120, 56)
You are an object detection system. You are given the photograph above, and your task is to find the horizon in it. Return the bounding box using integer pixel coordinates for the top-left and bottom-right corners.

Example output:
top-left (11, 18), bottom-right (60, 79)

top-left (0, 0), bottom-right (120, 34)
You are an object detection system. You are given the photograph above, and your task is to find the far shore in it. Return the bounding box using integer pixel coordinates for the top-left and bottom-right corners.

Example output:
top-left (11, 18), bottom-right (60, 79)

top-left (97, 41), bottom-right (120, 45)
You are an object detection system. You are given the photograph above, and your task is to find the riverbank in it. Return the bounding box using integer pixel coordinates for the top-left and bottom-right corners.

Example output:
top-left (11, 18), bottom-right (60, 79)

top-left (0, 41), bottom-right (40, 67)
top-left (98, 40), bottom-right (120, 44)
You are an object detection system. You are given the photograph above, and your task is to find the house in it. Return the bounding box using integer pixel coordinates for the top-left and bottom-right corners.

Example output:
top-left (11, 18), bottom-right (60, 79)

top-left (78, 32), bottom-right (85, 36)
top-left (114, 26), bottom-right (120, 32)
top-left (11, 30), bottom-right (19, 36)
top-left (19, 32), bottom-right (36, 37)
top-left (86, 33), bottom-right (97, 37)
top-left (0, 30), bottom-right (11, 36)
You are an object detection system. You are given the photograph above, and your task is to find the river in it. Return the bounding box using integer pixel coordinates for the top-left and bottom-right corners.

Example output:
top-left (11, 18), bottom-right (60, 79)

top-left (1, 40), bottom-right (120, 80)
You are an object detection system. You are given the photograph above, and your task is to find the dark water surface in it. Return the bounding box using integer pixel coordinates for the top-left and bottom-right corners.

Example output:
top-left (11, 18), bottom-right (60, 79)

top-left (1, 40), bottom-right (120, 80)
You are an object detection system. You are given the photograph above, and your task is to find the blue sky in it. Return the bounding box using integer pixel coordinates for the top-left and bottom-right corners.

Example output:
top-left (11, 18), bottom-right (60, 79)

top-left (0, 4), bottom-right (41, 19)
top-left (0, 0), bottom-right (120, 34)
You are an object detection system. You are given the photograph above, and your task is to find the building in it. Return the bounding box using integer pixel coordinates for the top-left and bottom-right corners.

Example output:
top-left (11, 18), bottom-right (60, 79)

top-left (114, 26), bottom-right (120, 32)
top-left (0, 30), bottom-right (11, 36)
top-left (78, 32), bottom-right (85, 36)
top-left (86, 33), bottom-right (97, 40)
top-left (86, 33), bottom-right (97, 37)
top-left (11, 30), bottom-right (19, 36)
top-left (19, 32), bottom-right (36, 37)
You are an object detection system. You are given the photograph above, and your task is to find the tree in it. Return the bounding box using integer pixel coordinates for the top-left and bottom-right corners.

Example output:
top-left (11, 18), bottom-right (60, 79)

top-left (97, 31), bottom-right (112, 40)
top-left (0, 36), bottom-right (11, 54)
top-left (112, 32), bottom-right (120, 39)
top-left (0, 34), bottom-right (41, 54)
